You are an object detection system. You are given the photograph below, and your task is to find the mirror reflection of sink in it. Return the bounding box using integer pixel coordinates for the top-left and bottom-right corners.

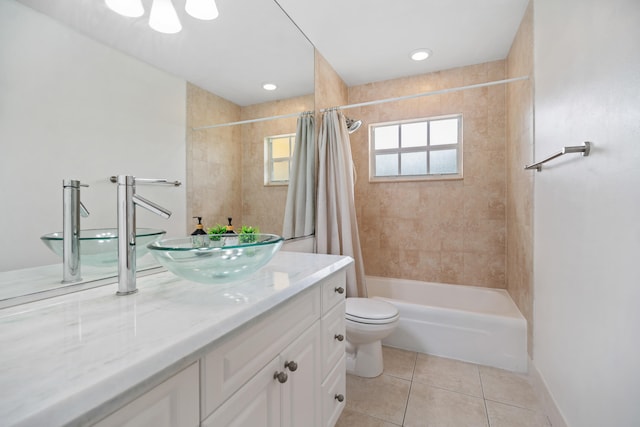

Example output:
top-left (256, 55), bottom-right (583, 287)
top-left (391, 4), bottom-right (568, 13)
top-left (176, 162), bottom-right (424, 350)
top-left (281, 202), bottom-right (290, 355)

top-left (40, 228), bottom-right (166, 267)
top-left (147, 234), bottom-right (283, 284)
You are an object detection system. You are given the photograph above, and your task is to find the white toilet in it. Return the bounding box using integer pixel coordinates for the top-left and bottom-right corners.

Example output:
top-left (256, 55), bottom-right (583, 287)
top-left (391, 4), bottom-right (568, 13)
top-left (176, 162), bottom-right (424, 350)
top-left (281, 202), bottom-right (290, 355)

top-left (344, 297), bottom-right (400, 378)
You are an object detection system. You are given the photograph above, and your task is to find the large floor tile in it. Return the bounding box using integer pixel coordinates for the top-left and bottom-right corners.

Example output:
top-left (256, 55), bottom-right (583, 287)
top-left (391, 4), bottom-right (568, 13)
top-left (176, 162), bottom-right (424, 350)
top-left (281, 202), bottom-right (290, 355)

top-left (345, 373), bottom-right (411, 425)
top-left (382, 346), bottom-right (417, 380)
top-left (404, 382), bottom-right (489, 427)
top-left (412, 353), bottom-right (483, 397)
top-left (485, 401), bottom-right (551, 427)
top-left (479, 366), bottom-right (543, 411)
top-left (335, 407), bottom-right (400, 427)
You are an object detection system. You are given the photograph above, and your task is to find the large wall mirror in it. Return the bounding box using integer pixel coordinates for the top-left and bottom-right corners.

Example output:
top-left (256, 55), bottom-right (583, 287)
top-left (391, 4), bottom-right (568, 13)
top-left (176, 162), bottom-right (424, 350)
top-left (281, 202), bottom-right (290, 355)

top-left (0, 0), bottom-right (314, 304)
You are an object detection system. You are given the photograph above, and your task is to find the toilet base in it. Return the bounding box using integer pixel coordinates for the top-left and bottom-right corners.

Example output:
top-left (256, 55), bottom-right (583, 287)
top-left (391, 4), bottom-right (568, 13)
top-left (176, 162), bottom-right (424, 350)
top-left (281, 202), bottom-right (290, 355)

top-left (345, 340), bottom-right (384, 378)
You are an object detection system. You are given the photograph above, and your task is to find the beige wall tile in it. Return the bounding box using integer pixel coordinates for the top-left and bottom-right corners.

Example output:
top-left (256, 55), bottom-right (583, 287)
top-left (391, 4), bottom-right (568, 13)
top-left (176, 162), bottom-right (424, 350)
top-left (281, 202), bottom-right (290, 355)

top-left (186, 82), bottom-right (313, 235)
top-left (348, 61), bottom-right (507, 288)
top-left (186, 83), bottom-right (243, 231)
top-left (506, 0), bottom-right (534, 355)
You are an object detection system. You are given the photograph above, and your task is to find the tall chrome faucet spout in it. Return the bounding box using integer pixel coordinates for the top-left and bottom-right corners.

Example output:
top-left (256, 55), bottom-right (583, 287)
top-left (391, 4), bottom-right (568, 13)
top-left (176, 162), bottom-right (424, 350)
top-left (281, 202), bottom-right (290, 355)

top-left (62, 179), bottom-right (89, 284)
top-left (114, 175), bottom-right (180, 296)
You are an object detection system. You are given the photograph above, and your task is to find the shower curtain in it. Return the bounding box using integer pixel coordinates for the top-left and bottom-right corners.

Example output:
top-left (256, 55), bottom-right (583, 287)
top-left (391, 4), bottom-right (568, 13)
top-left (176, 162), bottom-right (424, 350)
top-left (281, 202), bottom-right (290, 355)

top-left (316, 109), bottom-right (367, 297)
top-left (283, 112), bottom-right (315, 239)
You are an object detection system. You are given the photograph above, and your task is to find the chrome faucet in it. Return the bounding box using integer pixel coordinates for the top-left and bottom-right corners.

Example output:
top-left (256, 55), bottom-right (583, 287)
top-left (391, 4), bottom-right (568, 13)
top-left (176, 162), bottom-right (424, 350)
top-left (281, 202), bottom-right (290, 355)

top-left (62, 179), bottom-right (89, 284)
top-left (111, 175), bottom-right (181, 295)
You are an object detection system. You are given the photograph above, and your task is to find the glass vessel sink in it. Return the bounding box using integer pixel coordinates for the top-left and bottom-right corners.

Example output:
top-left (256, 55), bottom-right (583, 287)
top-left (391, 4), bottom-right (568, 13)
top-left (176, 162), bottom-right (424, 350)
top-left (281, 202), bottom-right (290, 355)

top-left (40, 228), bottom-right (166, 267)
top-left (147, 234), bottom-right (284, 284)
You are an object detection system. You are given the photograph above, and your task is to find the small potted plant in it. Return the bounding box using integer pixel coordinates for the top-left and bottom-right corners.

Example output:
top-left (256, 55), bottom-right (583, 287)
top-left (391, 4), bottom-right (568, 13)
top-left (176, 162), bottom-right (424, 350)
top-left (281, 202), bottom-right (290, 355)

top-left (207, 224), bottom-right (227, 246)
top-left (238, 225), bottom-right (259, 244)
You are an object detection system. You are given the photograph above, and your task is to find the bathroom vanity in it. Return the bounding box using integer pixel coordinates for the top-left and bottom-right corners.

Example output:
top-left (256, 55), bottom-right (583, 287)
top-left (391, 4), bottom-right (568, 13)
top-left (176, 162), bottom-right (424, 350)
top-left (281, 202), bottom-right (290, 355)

top-left (0, 251), bottom-right (352, 427)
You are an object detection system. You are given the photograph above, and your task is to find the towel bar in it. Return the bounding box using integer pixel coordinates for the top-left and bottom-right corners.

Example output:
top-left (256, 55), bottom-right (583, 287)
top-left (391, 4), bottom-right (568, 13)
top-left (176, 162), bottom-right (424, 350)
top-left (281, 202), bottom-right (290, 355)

top-left (525, 141), bottom-right (591, 172)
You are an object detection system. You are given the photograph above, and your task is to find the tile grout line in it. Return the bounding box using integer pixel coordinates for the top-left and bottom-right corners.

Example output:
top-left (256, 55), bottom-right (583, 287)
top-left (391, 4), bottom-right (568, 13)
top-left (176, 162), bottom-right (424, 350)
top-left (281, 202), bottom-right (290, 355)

top-left (400, 351), bottom-right (419, 426)
top-left (478, 366), bottom-right (492, 427)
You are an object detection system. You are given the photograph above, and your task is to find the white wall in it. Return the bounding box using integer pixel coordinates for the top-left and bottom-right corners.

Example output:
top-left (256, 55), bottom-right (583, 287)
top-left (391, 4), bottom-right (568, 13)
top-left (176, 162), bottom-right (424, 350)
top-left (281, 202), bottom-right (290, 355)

top-left (0, 0), bottom-right (187, 271)
top-left (533, 0), bottom-right (640, 425)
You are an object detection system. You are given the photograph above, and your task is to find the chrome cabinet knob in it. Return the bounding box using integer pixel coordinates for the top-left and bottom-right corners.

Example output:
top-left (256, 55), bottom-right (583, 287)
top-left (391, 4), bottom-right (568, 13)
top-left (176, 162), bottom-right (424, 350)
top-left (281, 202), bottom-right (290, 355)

top-left (334, 394), bottom-right (345, 402)
top-left (334, 334), bottom-right (344, 342)
top-left (274, 371), bottom-right (288, 383)
top-left (285, 360), bottom-right (298, 372)
top-left (334, 286), bottom-right (345, 294)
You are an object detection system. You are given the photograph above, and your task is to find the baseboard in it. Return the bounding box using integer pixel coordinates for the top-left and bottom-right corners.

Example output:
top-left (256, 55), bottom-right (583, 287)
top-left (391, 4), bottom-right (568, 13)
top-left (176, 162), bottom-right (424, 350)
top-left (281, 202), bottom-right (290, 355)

top-left (528, 358), bottom-right (569, 427)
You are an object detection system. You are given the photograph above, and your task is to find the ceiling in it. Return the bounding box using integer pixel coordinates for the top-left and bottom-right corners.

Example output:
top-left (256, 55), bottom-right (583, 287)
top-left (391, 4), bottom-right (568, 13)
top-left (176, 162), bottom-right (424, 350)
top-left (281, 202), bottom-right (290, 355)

top-left (15, 0), bottom-right (528, 106)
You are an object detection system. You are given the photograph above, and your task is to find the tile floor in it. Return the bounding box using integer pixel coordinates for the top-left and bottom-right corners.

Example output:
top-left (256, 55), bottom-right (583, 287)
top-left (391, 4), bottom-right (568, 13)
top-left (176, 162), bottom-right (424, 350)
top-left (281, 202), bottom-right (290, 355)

top-left (336, 347), bottom-right (552, 427)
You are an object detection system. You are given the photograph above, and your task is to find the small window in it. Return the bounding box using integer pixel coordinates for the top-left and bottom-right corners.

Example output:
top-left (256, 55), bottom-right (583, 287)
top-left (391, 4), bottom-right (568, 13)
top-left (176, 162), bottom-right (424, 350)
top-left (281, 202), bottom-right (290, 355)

top-left (265, 133), bottom-right (296, 185)
top-left (369, 115), bottom-right (462, 181)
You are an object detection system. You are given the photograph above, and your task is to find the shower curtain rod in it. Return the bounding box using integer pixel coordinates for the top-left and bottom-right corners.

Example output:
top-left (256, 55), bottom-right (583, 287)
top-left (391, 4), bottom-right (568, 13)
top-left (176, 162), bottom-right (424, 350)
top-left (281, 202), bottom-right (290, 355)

top-left (192, 76), bottom-right (528, 131)
top-left (192, 111), bottom-right (304, 131)
top-left (320, 76), bottom-right (529, 112)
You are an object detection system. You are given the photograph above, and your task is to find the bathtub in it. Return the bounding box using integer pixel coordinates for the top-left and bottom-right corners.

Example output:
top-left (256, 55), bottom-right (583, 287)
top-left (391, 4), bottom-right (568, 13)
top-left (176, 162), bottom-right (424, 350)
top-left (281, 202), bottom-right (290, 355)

top-left (367, 276), bottom-right (528, 372)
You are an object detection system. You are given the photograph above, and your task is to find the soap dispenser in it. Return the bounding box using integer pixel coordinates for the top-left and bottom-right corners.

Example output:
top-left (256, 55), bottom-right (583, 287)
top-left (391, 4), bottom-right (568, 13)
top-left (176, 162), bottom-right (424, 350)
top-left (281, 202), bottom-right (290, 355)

top-left (191, 216), bottom-right (208, 247)
top-left (225, 217), bottom-right (238, 245)
top-left (225, 217), bottom-right (237, 235)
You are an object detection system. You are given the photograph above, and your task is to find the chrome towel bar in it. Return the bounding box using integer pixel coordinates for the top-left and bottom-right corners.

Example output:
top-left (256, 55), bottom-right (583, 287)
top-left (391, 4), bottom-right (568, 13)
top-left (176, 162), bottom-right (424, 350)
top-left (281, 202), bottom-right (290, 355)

top-left (525, 141), bottom-right (591, 172)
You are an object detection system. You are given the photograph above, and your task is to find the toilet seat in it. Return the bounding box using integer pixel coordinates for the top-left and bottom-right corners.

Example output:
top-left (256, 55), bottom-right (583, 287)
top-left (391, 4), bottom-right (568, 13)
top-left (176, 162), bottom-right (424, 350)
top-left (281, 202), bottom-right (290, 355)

top-left (345, 298), bottom-right (399, 325)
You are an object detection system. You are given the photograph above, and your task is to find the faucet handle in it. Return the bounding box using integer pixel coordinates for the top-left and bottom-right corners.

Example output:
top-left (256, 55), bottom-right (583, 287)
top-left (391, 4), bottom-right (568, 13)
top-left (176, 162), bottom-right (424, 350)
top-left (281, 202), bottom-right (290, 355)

top-left (80, 201), bottom-right (90, 218)
top-left (109, 176), bottom-right (181, 187)
top-left (135, 178), bottom-right (182, 187)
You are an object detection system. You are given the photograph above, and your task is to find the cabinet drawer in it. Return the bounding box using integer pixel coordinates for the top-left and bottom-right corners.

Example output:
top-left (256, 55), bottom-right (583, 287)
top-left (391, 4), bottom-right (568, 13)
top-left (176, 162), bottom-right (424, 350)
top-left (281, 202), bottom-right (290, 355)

top-left (321, 300), bottom-right (345, 379)
top-left (95, 362), bottom-right (199, 427)
top-left (321, 355), bottom-right (346, 427)
top-left (320, 269), bottom-right (346, 314)
top-left (202, 287), bottom-right (321, 418)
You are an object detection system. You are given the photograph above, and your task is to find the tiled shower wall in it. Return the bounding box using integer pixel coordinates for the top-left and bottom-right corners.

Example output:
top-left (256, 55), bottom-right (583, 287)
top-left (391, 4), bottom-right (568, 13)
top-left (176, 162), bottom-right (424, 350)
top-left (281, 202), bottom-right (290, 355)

top-left (240, 95), bottom-right (314, 233)
top-left (347, 61), bottom-right (508, 288)
top-left (186, 84), bottom-right (243, 230)
top-left (188, 51), bottom-right (527, 294)
top-left (186, 83), bottom-right (313, 234)
top-left (506, 1), bottom-right (534, 354)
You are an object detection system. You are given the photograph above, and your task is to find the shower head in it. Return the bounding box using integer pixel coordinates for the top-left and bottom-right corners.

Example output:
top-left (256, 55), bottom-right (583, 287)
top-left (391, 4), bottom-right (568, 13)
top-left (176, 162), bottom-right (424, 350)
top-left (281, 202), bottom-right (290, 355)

top-left (346, 117), bottom-right (362, 134)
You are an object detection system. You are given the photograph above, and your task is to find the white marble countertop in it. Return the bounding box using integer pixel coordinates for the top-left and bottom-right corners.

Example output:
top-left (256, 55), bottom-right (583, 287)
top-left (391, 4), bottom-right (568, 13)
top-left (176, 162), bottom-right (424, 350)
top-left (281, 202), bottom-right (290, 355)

top-left (0, 256), bottom-right (160, 309)
top-left (0, 251), bottom-right (352, 427)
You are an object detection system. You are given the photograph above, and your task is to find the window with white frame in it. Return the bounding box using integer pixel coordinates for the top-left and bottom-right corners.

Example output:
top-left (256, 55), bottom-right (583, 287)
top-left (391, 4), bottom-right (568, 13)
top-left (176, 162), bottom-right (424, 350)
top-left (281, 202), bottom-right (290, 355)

top-left (265, 133), bottom-right (295, 185)
top-left (369, 114), bottom-right (462, 181)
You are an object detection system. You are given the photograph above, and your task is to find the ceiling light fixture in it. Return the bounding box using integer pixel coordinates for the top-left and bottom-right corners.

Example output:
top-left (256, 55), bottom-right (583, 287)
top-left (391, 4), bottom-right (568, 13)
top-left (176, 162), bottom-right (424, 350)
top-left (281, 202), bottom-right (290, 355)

top-left (105, 0), bottom-right (144, 17)
top-left (149, 0), bottom-right (182, 34)
top-left (185, 0), bottom-right (219, 20)
top-left (410, 49), bottom-right (432, 61)
top-left (263, 83), bottom-right (277, 91)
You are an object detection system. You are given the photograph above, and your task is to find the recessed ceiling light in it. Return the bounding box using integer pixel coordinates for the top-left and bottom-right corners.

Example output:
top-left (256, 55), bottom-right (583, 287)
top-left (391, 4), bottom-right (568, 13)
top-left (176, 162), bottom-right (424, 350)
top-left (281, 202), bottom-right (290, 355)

top-left (410, 49), bottom-right (432, 61)
top-left (263, 83), bottom-right (277, 91)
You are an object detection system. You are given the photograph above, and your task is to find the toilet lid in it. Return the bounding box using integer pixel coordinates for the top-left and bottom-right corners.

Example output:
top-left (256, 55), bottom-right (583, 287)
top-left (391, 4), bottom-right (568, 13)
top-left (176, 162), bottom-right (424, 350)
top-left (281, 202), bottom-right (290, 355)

top-left (345, 298), bottom-right (399, 324)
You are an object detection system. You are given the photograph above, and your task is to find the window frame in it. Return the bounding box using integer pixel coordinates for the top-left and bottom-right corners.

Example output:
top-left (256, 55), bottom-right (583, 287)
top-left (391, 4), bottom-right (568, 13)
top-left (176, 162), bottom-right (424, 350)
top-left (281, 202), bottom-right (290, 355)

top-left (264, 133), bottom-right (296, 186)
top-left (368, 114), bottom-right (463, 182)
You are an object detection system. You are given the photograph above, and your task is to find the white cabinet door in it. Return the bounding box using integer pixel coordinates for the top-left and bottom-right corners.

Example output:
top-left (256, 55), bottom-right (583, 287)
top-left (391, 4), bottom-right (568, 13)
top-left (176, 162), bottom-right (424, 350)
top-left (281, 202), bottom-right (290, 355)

top-left (94, 362), bottom-right (199, 427)
top-left (321, 356), bottom-right (346, 427)
top-left (280, 322), bottom-right (322, 427)
top-left (202, 358), bottom-right (281, 427)
top-left (321, 301), bottom-right (346, 379)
